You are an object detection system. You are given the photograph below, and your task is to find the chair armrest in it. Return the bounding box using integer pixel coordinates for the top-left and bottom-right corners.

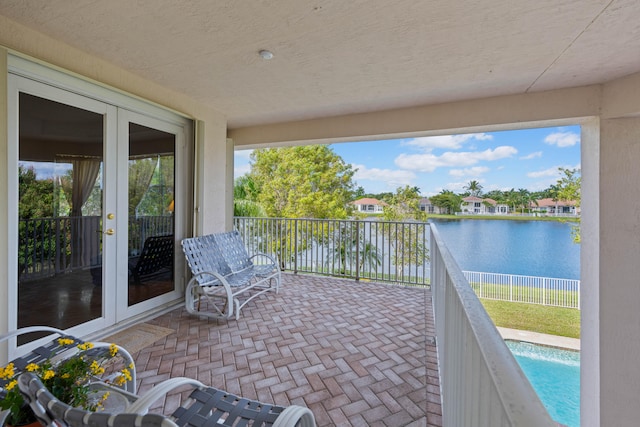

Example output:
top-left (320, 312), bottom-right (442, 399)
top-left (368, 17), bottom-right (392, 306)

top-left (248, 252), bottom-right (279, 267)
top-left (272, 405), bottom-right (316, 427)
top-left (125, 377), bottom-right (205, 414)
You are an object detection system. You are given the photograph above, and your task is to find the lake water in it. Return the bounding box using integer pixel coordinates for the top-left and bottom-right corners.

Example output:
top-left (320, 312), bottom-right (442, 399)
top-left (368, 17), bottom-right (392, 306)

top-left (430, 219), bottom-right (580, 279)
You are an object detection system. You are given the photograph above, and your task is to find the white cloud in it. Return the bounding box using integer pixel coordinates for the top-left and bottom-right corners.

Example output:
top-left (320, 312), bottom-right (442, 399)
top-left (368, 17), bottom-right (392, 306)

top-left (527, 167), bottom-right (561, 179)
top-left (234, 149), bottom-right (254, 160)
top-left (403, 133), bottom-right (493, 151)
top-left (352, 164), bottom-right (416, 189)
top-left (544, 132), bottom-right (579, 147)
top-left (395, 146), bottom-right (517, 172)
top-left (527, 163), bottom-right (581, 180)
top-left (520, 151), bottom-right (543, 160)
top-left (234, 163), bottom-right (251, 178)
top-left (449, 166), bottom-right (490, 178)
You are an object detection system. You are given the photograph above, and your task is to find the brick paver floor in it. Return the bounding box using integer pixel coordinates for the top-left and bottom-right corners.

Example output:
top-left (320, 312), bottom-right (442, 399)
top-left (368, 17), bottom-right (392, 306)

top-left (134, 273), bottom-right (442, 426)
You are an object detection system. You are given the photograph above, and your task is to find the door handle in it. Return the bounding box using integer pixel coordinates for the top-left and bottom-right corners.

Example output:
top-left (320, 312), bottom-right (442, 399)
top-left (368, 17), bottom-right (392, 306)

top-left (104, 228), bottom-right (115, 235)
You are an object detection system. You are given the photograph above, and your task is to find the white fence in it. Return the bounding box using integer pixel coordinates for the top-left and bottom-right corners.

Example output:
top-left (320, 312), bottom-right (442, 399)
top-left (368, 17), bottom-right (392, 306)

top-left (464, 271), bottom-right (580, 309)
top-left (430, 223), bottom-right (556, 426)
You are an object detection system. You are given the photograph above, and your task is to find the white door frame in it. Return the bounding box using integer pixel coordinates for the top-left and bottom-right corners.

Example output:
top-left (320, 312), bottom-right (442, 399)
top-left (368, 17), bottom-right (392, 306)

top-left (6, 56), bottom-right (192, 357)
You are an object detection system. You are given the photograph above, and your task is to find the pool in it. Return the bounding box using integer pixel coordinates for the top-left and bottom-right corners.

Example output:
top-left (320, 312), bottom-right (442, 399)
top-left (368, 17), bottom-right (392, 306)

top-left (506, 341), bottom-right (580, 427)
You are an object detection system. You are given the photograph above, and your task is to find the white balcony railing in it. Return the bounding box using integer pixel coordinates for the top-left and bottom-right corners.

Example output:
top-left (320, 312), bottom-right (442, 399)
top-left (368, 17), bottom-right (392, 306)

top-left (430, 223), bottom-right (557, 426)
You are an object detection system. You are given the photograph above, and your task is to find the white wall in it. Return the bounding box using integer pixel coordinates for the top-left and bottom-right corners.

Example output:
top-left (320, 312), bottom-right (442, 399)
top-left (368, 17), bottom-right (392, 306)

top-left (598, 117), bottom-right (640, 426)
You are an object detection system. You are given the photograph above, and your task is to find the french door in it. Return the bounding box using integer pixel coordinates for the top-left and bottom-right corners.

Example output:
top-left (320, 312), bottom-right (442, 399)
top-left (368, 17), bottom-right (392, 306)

top-left (8, 72), bottom-right (191, 350)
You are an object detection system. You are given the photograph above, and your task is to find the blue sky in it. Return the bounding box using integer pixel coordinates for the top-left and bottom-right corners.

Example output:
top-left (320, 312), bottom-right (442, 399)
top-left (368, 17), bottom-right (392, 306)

top-left (235, 125), bottom-right (581, 196)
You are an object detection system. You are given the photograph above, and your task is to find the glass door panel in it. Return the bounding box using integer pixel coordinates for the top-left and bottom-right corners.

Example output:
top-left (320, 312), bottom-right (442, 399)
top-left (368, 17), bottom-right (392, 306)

top-left (127, 123), bottom-right (176, 306)
top-left (17, 92), bottom-right (105, 337)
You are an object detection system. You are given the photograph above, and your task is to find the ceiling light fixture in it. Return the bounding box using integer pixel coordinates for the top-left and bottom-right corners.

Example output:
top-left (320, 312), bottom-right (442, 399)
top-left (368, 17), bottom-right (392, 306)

top-left (259, 50), bottom-right (274, 60)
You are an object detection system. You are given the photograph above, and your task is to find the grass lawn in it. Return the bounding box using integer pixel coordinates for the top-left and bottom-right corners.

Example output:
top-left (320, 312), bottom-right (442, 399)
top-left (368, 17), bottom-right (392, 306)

top-left (480, 298), bottom-right (581, 339)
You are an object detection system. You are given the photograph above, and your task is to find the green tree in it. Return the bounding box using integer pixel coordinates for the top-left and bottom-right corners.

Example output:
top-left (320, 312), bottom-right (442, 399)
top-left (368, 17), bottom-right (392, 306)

top-left (18, 166), bottom-right (57, 275)
top-left (233, 175), bottom-right (265, 217)
top-left (516, 188), bottom-right (535, 213)
top-left (382, 186), bottom-right (429, 279)
top-left (250, 146), bottom-right (356, 219)
top-left (249, 146), bottom-right (356, 267)
top-left (429, 190), bottom-right (462, 214)
top-left (19, 166), bottom-right (54, 219)
top-left (554, 167), bottom-right (581, 243)
top-left (463, 180), bottom-right (483, 197)
top-left (383, 185), bottom-right (427, 222)
top-left (554, 168), bottom-right (581, 204)
top-left (327, 223), bottom-right (382, 275)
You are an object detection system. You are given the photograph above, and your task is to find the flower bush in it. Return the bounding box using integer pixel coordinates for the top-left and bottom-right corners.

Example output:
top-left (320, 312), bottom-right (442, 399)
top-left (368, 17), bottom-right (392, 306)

top-left (0, 339), bottom-right (132, 426)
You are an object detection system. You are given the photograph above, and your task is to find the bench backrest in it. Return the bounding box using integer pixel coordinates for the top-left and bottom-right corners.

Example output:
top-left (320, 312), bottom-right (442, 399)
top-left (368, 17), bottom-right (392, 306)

top-left (212, 230), bottom-right (253, 272)
top-left (181, 234), bottom-right (232, 283)
top-left (19, 372), bottom-right (173, 427)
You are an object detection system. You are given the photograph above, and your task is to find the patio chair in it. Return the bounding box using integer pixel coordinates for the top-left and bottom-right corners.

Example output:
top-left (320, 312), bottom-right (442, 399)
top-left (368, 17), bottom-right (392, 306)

top-left (0, 326), bottom-right (137, 425)
top-left (19, 372), bottom-right (316, 427)
top-left (129, 234), bottom-right (174, 284)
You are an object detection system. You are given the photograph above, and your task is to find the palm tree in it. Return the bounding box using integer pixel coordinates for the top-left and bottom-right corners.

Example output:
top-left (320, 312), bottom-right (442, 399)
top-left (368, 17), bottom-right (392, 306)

top-left (233, 175), bottom-right (265, 217)
top-left (464, 180), bottom-right (483, 197)
top-left (327, 223), bottom-right (381, 275)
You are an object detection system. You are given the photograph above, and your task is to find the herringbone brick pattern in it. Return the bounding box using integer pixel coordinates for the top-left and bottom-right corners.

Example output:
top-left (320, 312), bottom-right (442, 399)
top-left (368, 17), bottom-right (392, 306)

top-left (134, 273), bottom-right (442, 426)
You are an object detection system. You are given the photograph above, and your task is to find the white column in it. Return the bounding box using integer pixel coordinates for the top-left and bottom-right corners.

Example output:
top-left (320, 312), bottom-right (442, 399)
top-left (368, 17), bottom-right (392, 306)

top-left (587, 116), bottom-right (640, 426)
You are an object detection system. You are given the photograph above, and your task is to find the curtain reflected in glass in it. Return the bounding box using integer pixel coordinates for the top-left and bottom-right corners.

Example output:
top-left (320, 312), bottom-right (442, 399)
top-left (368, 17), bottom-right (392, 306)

top-left (18, 93), bottom-right (104, 335)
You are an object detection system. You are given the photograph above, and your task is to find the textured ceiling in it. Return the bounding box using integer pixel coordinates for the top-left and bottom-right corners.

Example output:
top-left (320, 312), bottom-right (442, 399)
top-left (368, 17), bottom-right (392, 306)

top-left (1, 0), bottom-right (639, 128)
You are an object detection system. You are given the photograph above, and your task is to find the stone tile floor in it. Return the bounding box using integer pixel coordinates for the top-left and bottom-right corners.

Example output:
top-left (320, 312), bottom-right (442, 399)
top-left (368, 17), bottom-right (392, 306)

top-left (134, 273), bottom-right (442, 426)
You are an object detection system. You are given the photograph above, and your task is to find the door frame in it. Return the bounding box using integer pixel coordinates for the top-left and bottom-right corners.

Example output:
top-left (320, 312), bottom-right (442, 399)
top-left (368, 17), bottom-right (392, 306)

top-left (6, 55), bottom-right (193, 356)
top-left (116, 109), bottom-right (188, 321)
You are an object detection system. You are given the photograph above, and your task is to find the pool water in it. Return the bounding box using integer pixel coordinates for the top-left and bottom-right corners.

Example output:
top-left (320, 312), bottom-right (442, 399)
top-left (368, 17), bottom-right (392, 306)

top-left (506, 341), bottom-right (580, 427)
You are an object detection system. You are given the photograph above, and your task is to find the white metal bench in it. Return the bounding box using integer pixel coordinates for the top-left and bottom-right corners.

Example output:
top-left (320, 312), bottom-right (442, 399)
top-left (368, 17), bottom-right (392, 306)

top-left (181, 231), bottom-right (281, 320)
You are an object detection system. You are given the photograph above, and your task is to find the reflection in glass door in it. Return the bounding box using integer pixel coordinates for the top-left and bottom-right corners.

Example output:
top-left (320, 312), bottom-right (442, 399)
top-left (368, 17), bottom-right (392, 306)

top-left (10, 70), bottom-right (191, 348)
top-left (127, 123), bottom-right (175, 306)
top-left (17, 92), bottom-right (105, 334)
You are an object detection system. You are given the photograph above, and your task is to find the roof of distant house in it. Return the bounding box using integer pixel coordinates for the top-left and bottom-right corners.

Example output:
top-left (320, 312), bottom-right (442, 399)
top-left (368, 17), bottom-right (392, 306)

top-left (535, 198), bottom-right (578, 207)
top-left (461, 196), bottom-right (505, 206)
top-left (352, 198), bottom-right (388, 206)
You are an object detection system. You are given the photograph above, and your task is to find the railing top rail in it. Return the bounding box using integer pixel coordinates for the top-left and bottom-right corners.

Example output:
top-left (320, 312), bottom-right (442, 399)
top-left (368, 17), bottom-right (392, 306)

top-left (430, 223), bottom-right (555, 425)
top-left (464, 270), bottom-right (580, 283)
top-left (233, 216), bottom-right (428, 226)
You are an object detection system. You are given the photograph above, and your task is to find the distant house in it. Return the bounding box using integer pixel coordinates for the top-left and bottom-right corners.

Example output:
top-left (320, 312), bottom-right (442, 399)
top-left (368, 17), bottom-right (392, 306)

top-left (533, 198), bottom-right (580, 216)
top-left (460, 196), bottom-right (510, 215)
top-left (419, 198), bottom-right (447, 214)
top-left (352, 198), bottom-right (388, 214)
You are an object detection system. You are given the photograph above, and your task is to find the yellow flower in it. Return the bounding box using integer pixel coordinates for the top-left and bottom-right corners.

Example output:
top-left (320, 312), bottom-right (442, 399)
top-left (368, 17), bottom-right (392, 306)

top-left (90, 360), bottom-right (105, 376)
top-left (0, 363), bottom-right (15, 379)
top-left (128, 363), bottom-right (134, 370)
top-left (61, 373), bottom-right (71, 379)
top-left (97, 391), bottom-right (111, 409)
top-left (77, 342), bottom-right (94, 351)
top-left (109, 344), bottom-right (118, 357)
top-left (5, 379), bottom-right (17, 391)
top-left (25, 363), bottom-right (39, 372)
top-left (58, 338), bottom-right (75, 346)
top-left (42, 370), bottom-right (55, 380)
top-left (114, 375), bottom-right (126, 386)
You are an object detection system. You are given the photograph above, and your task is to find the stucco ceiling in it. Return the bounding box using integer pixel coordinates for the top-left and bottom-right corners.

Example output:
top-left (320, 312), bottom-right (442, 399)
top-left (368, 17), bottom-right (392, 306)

top-left (1, 0), bottom-right (639, 128)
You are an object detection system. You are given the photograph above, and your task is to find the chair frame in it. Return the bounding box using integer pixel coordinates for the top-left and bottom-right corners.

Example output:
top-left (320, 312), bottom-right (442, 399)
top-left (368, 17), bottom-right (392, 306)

top-left (0, 326), bottom-right (136, 426)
